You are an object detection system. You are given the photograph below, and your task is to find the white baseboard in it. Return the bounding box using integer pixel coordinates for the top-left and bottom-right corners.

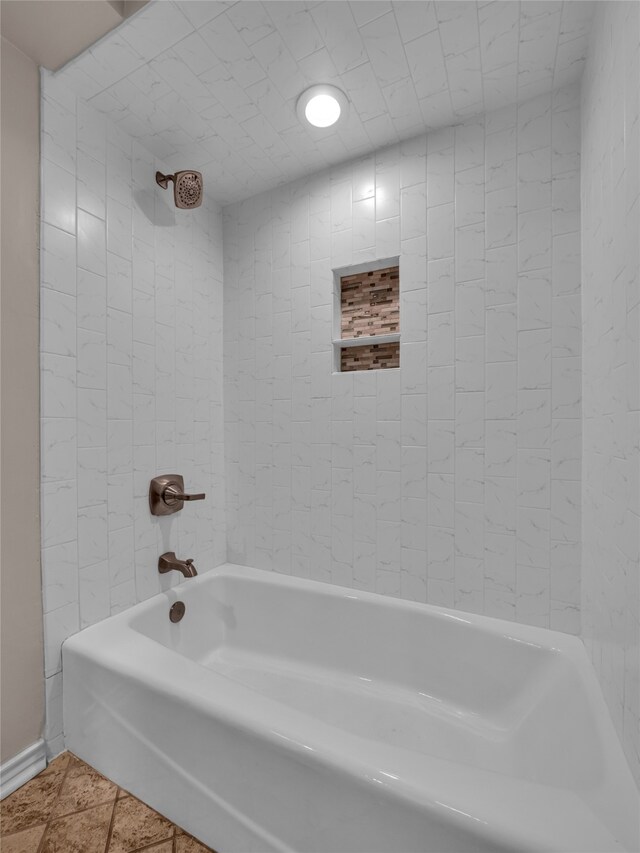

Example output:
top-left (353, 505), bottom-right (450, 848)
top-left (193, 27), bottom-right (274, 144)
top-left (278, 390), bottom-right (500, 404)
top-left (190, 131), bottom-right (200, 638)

top-left (0, 739), bottom-right (47, 800)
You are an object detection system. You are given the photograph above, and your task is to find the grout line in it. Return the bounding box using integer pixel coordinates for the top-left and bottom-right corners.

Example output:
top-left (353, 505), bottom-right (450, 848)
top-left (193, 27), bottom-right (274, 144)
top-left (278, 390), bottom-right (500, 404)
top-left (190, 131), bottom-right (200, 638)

top-left (128, 834), bottom-right (176, 852)
top-left (103, 790), bottom-right (120, 853)
top-left (34, 754), bottom-right (75, 853)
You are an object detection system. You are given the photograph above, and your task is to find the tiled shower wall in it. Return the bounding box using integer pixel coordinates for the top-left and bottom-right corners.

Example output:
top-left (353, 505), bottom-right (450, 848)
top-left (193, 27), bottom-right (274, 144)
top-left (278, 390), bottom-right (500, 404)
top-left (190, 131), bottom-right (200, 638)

top-left (40, 71), bottom-right (225, 757)
top-left (224, 85), bottom-right (582, 633)
top-left (581, 2), bottom-right (640, 786)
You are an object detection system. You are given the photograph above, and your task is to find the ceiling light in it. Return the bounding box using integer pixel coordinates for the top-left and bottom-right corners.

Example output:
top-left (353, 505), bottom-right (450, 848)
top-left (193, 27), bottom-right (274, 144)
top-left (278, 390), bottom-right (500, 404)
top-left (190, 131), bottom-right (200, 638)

top-left (297, 85), bottom-right (348, 129)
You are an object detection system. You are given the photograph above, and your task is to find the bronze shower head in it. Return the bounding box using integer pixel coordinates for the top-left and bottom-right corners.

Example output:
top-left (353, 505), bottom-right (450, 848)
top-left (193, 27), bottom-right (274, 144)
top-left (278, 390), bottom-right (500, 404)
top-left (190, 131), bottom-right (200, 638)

top-left (155, 170), bottom-right (203, 209)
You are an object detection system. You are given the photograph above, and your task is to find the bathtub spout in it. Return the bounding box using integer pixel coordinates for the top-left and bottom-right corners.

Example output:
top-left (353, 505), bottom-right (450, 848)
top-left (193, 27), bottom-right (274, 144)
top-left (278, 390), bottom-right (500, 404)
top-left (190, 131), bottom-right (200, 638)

top-left (158, 552), bottom-right (198, 578)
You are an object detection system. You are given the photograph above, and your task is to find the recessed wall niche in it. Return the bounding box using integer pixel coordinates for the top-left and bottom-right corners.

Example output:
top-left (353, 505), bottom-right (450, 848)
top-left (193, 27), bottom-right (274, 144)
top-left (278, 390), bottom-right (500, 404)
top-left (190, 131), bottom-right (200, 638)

top-left (333, 258), bottom-right (400, 373)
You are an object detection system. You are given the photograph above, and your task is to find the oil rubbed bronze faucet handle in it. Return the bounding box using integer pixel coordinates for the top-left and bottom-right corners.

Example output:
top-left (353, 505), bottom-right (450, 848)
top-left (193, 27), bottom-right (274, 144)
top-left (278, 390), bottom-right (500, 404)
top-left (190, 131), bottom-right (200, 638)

top-left (163, 486), bottom-right (206, 502)
top-left (149, 475), bottom-right (206, 516)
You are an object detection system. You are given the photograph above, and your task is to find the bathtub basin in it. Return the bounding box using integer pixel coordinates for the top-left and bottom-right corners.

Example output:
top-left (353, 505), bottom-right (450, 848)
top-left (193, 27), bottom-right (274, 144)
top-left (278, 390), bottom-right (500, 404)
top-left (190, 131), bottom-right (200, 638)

top-left (63, 564), bottom-right (639, 852)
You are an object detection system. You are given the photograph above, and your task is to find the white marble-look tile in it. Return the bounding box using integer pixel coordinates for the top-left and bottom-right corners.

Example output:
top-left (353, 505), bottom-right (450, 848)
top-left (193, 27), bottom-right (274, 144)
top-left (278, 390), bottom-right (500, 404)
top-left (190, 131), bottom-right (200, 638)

top-left (77, 329), bottom-right (107, 390)
top-left (486, 362), bottom-right (516, 420)
top-left (485, 476), bottom-right (516, 535)
top-left (517, 506), bottom-right (550, 568)
top-left (484, 531), bottom-right (516, 593)
top-left (549, 600), bottom-right (580, 635)
top-left (78, 388), bottom-right (107, 448)
top-left (78, 504), bottom-right (108, 569)
top-left (550, 479), bottom-right (580, 542)
top-left (44, 673), bottom-right (64, 745)
top-left (518, 270), bottom-right (552, 331)
top-left (41, 419), bottom-right (76, 483)
top-left (77, 269), bottom-right (107, 334)
top-left (516, 564), bottom-right (549, 627)
top-left (427, 473), bottom-right (454, 529)
top-left (518, 208), bottom-right (552, 271)
top-left (108, 524), bottom-right (134, 587)
top-left (517, 390), bottom-right (551, 449)
top-left (401, 394), bottom-right (427, 446)
top-left (454, 557), bottom-right (484, 614)
top-left (77, 99), bottom-right (107, 163)
top-left (42, 160), bottom-right (76, 235)
top-left (42, 224), bottom-right (77, 296)
top-left (427, 421), bottom-right (454, 473)
top-left (79, 560), bottom-right (111, 628)
top-left (427, 257), bottom-right (453, 314)
top-left (552, 231), bottom-right (581, 296)
top-left (485, 421), bottom-right (516, 476)
top-left (551, 356), bottom-right (581, 418)
top-left (517, 94), bottom-right (551, 154)
top-left (427, 144), bottom-right (454, 208)
top-left (427, 311), bottom-right (453, 366)
top-left (455, 279), bottom-right (484, 338)
top-left (485, 187), bottom-right (516, 248)
top-left (110, 579), bottom-right (136, 615)
top-left (456, 336), bottom-right (484, 392)
top-left (41, 353), bottom-right (76, 419)
top-left (78, 447), bottom-right (108, 507)
top-left (107, 196), bottom-right (133, 260)
top-left (108, 363), bottom-right (133, 420)
top-left (107, 308), bottom-right (133, 366)
top-left (454, 501), bottom-right (484, 560)
top-left (518, 329), bottom-right (551, 390)
top-left (550, 539), bottom-right (580, 605)
top-left (42, 541), bottom-right (78, 613)
top-left (551, 418), bottom-right (581, 481)
top-left (42, 480), bottom-right (77, 549)
top-left (456, 448), bottom-right (484, 504)
top-left (455, 223), bottom-right (484, 283)
top-left (455, 166), bottom-right (484, 228)
top-left (517, 449), bottom-right (551, 508)
top-left (427, 525), bottom-right (454, 581)
top-left (107, 136), bottom-right (133, 206)
top-left (485, 244), bottom-right (517, 306)
top-left (518, 147), bottom-right (551, 213)
top-left (486, 303), bottom-right (517, 363)
top-left (77, 151), bottom-right (106, 219)
top-left (41, 289), bottom-right (76, 357)
top-left (108, 473), bottom-right (134, 532)
top-left (552, 170), bottom-right (580, 235)
top-left (44, 602), bottom-right (79, 677)
top-left (427, 203), bottom-right (454, 261)
top-left (485, 126), bottom-right (516, 193)
top-left (427, 366), bottom-right (454, 419)
top-left (552, 293), bottom-right (581, 357)
top-left (77, 209), bottom-right (106, 275)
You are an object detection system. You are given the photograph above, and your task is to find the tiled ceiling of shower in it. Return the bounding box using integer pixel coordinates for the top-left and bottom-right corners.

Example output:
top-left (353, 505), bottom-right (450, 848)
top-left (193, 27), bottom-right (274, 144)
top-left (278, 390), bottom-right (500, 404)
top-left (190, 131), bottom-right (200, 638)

top-left (54, 0), bottom-right (594, 204)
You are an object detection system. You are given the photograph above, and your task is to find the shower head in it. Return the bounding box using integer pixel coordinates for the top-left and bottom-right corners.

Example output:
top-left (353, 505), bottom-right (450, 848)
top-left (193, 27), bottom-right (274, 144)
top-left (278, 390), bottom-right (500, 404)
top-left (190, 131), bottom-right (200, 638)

top-left (155, 170), bottom-right (203, 209)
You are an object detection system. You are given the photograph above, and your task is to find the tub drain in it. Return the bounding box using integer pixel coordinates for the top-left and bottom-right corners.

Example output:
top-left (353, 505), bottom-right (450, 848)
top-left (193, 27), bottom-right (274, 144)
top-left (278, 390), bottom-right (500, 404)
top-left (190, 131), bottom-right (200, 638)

top-left (169, 601), bottom-right (186, 623)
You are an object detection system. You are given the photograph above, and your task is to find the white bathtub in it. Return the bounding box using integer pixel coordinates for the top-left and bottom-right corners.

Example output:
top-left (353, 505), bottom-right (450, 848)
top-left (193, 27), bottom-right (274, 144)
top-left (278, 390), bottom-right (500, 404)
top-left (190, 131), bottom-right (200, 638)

top-left (63, 564), bottom-right (638, 852)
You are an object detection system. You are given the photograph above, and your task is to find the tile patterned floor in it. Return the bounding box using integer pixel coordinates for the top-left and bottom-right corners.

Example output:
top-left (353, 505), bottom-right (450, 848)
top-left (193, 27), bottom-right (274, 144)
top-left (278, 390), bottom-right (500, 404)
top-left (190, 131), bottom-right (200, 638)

top-left (0, 752), bottom-right (217, 853)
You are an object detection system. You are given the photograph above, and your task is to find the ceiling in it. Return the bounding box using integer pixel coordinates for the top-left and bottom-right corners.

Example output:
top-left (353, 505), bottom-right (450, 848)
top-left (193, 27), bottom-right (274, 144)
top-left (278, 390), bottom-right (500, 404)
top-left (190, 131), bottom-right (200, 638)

top-left (53, 0), bottom-right (594, 205)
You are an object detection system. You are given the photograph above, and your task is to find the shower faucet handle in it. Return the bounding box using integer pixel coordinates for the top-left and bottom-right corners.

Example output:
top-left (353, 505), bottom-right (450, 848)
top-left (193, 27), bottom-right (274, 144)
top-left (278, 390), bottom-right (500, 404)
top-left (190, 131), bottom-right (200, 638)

top-left (149, 474), bottom-right (206, 516)
top-left (163, 486), bottom-right (205, 502)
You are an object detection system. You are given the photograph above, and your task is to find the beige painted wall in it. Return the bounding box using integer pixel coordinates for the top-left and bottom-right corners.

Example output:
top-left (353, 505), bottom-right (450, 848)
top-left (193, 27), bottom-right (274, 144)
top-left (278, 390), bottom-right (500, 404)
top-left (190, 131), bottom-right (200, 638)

top-left (0, 35), bottom-right (45, 764)
top-left (0, 0), bottom-right (148, 769)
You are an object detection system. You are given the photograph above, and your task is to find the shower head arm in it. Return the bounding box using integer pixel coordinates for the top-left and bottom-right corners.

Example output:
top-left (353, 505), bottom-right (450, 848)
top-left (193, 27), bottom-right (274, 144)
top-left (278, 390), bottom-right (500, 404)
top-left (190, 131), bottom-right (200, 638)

top-left (155, 171), bottom-right (175, 190)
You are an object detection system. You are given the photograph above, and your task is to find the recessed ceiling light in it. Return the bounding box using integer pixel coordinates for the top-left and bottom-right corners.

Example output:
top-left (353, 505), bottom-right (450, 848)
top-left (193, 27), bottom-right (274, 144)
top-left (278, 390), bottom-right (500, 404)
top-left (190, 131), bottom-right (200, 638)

top-left (296, 85), bottom-right (348, 129)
